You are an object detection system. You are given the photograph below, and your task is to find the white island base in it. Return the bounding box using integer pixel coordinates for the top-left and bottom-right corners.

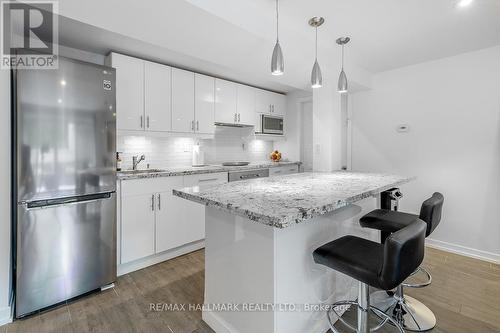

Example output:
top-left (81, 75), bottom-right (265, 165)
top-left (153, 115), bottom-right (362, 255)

top-left (202, 197), bottom-right (379, 333)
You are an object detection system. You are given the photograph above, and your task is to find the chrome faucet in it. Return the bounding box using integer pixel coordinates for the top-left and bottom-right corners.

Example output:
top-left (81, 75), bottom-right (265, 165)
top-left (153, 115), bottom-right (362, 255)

top-left (132, 154), bottom-right (145, 170)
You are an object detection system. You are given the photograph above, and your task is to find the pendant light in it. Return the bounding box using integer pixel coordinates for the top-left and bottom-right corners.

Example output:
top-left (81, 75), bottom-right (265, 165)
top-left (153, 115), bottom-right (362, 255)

top-left (336, 37), bottom-right (350, 93)
top-left (271, 0), bottom-right (284, 75)
top-left (309, 17), bottom-right (324, 88)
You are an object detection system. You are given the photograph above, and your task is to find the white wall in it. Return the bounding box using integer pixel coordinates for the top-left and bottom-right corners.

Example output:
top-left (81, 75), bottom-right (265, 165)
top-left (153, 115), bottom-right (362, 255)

top-left (0, 67), bottom-right (12, 324)
top-left (312, 68), bottom-right (343, 172)
top-left (350, 46), bottom-right (500, 261)
top-left (274, 90), bottom-right (312, 162)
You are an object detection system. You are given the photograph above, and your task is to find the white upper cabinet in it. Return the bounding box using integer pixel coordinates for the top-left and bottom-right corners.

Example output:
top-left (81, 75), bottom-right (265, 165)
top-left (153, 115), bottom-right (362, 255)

top-left (109, 53), bottom-right (144, 131)
top-left (269, 92), bottom-right (286, 116)
top-left (255, 88), bottom-right (286, 116)
top-left (144, 61), bottom-right (172, 132)
top-left (194, 74), bottom-right (215, 134)
top-left (236, 84), bottom-right (255, 126)
top-left (171, 68), bottom-right (195, 133)
top-left (108, 52), bottom-right (285, 135)
top-left (215, 79), bottom-right (238, 124)
top-left (255, 89), bottom-right (272, 115)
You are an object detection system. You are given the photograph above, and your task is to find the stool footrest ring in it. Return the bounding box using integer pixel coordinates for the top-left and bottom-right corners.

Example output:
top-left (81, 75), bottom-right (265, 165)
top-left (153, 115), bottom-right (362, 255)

top-left (327, 300), bottom-right (404, 333)
top-left (402, 266), bottom-right (432, 288)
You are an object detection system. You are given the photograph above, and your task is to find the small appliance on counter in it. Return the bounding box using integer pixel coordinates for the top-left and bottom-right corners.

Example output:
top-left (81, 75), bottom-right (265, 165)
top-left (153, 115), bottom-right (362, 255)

top-left (192, 142), bottom-right (205, 166)
top-left (117, 152), bottom-right (123, 171)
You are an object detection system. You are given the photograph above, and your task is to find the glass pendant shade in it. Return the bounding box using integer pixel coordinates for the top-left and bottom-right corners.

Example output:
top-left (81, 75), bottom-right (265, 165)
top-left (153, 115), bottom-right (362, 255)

top-left (311, 59), bottom-right (322, 88)
top-left (338, 69), bottom-right (348, 93)
top-left (271, 41), bottom-right (284, 75)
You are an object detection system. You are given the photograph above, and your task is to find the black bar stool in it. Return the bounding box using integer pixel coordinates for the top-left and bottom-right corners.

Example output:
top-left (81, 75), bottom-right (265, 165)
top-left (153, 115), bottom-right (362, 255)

top-left (313, 219), bottom-right (427, 333)
top-left (359, 192), bottom-right (444, 331)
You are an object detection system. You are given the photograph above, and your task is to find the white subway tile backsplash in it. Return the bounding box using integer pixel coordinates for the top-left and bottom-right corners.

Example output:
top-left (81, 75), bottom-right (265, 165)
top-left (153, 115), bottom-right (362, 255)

top-left (117, 131), bottom-right (273, 169)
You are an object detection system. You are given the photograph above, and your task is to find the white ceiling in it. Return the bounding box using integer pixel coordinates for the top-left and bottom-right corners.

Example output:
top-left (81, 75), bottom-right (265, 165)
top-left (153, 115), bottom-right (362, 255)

top-left (187, 0), bottom-right (500, 73)
top-left (51, 0), bottom-right (500, 93)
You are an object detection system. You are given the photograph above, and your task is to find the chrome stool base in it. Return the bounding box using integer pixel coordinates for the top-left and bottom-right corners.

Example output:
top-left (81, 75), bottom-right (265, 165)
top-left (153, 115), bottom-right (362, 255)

top-left (327, 282), bottom-right (404, 333)
top-left (370, 289), bottom-right (436, 332)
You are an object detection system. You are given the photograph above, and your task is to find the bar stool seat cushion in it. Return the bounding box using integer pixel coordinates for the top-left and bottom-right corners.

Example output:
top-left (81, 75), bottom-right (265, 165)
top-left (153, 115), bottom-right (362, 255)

top-left (360, 209), bottom-right (419, 234)
top-left (313, 220), bottom-right (427, 291)
top-left (313, 236), bottom-right (384, 289)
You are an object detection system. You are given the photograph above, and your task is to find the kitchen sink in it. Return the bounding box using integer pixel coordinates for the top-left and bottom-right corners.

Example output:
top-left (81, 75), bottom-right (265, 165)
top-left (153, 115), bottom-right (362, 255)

top-left (119, 169), bottom-right (166, 174)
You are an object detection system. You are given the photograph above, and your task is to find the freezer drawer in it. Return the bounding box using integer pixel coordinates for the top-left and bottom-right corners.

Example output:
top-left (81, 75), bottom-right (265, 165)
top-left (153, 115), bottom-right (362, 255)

top-left (16, 192), bottom-right (116, 317)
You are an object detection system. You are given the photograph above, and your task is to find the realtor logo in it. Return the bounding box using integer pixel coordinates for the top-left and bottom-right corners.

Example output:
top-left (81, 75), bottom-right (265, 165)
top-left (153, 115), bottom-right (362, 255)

top-left (1, 0), bottom-right (58, 69)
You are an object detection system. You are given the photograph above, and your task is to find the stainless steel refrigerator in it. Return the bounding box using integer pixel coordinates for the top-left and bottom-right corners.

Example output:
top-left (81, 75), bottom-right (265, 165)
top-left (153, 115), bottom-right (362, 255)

top-left (13, 56), bottom-right (117, 317)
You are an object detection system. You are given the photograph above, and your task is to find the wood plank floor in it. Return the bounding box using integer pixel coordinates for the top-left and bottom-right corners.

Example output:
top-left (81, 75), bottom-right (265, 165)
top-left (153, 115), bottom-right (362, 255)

top-left (4, 247), bottom-right (500, 333)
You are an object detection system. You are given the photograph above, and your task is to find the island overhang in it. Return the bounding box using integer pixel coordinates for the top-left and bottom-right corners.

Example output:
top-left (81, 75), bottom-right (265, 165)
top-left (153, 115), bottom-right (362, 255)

top-left (173, 171), bottom-right (415, 228)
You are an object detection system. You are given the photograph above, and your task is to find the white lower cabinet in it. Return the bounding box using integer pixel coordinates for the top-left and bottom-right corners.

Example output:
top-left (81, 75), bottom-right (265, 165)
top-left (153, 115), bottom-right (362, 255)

top-left (155, 177), bottom-right (185, 253)
top-left (119, 172), bottom-right (228, 268)
top-left (121, 192), bottom-right (156, 264)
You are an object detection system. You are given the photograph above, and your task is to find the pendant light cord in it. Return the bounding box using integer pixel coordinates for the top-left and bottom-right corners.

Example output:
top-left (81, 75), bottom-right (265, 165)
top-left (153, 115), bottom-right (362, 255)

top-left (341, 44), bottom-right (344, 70)
top-left (276, 0), bottom-right (279, 42)
top-left (315, 27), bottom-right (318, 60)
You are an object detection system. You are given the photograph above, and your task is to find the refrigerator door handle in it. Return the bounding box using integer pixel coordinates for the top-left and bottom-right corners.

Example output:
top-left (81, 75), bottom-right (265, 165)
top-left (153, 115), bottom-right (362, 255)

top-left (151, 194), bottom-right (155, 211)
top-left (25, 192), bottom-right (113, 210)
top-left (158, 194), bottom-right (161, 210)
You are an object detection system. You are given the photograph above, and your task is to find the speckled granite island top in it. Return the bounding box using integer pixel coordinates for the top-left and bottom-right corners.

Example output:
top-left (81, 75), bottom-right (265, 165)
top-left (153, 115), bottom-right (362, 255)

top-left (173, 171), bottom-right (415, 228)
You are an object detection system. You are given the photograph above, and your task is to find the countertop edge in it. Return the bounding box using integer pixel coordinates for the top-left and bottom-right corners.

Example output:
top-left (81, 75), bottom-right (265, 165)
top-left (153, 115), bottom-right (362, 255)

top-left (118, 161), bottom-right (301, 180)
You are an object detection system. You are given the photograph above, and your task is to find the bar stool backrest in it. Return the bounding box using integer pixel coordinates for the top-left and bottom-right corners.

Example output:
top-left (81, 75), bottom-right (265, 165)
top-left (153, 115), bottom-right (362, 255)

top-left (379, 219), bottom-right (426, 290)
top-left (419, 192), bottom-right (444, 237)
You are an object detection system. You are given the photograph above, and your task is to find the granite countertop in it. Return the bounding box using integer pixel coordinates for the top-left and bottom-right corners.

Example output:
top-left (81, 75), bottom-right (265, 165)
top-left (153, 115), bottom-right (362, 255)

top-left (117, 161), bottom-right (301, 180)
top-left (173, 171), bottom-right (415, 228)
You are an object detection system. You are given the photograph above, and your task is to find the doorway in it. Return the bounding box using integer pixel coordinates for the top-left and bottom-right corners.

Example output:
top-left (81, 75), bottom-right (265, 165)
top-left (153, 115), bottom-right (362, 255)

top-left (299, 100), bottom-right (313, 171)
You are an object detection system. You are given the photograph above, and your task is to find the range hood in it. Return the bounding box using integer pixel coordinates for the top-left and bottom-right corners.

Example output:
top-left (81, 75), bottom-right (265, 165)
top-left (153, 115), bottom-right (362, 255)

top-left (214, 122), bottom-right (254, 128)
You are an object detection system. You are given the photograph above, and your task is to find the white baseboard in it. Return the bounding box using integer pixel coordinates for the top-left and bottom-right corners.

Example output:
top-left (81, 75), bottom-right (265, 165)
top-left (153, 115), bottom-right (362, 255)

top-left (202, 311), bottom-right (237, 333)
top-left (118, 240), bottom-right (205, 276)
top-left (0, 305), bottom-right (12, 327)
top-left (426, 238), bottom-right (500, 264)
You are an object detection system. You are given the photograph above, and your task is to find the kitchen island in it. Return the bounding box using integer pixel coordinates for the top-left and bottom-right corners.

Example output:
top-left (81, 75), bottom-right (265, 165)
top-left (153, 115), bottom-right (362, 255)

top-left (173, 171), bottom-right (414, 333)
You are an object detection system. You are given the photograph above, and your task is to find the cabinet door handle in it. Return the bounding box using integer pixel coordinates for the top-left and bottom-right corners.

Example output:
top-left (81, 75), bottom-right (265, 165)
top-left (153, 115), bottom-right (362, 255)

top-left (269, 105), bottom-right (271, 113)
top-left (151, 194), bottom-right (155, 211)
top-left (237, 113), bottom-right (240, 122)
top-left (234, 113), bottom-right (237, 122)
top-left (240, 174), bottom-right (260, 179)
top-left (191, 120), bottom-right (195, 131)
top-left (140, 115), bottom-right (143, 128)
top-left (199, 178), bottom-right (218, 183)
top-left (157, 194), bottom-right (161, 210)
top-left (196, 120), bottom-right (199, 131)
top-left (147, 116), bottom-right (150, 128)
top-left (272, 105), bottom-right (275, 113)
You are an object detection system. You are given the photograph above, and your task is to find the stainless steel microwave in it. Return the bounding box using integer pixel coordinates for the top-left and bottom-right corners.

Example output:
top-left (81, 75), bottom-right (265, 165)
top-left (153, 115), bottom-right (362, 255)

top-left (261, 114), bottom-right (284, 135)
